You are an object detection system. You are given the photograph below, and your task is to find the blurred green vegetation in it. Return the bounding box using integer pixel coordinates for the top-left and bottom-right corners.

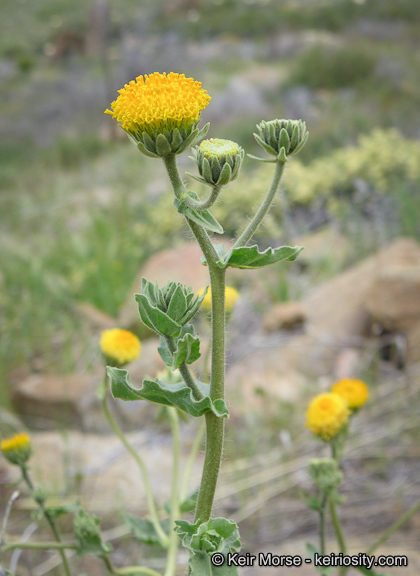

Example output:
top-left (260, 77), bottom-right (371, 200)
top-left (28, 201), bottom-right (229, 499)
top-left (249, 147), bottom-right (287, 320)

top-left (1, 0), bottom-right (420, 407)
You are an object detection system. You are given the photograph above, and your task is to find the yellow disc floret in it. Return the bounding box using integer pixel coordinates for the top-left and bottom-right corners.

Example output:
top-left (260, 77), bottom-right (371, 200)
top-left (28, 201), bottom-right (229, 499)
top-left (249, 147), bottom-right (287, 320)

top-left (331, 378), bottom-right (369, 410)
top-left (198, 286), bottom-right (239, 311)
top-left (1, 433), bottom-right (32, 466)
top-left (305, 393), bottom-right (350, 441)
top-left (105, 72), bottom-right (211, 134)
top-left (100, 328), bottom-right (141, 366)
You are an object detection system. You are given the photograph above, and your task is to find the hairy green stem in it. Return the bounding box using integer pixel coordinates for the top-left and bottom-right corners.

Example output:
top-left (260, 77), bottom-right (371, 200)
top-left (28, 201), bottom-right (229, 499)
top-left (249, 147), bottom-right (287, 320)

top-left (164, 337), bottom-right (203, 400)
top-left (101, 378), bottom-right (169, 547)
top-left (233, 160), bottom-right (285, 249)
top-left (178, 185), bottom-right (222, 211)
top-left (162, 153), bottom-right (226, 525)
top-left (21, 466), bottom-right (72, 576)
top-left (330, 498), bottom-right (347, 576)
top-left (164, 408), bottom-right (181, 576)
top-left (193, 263), bottom-right (226, 524)
top-left (2, 541), bottom-right (78, 554)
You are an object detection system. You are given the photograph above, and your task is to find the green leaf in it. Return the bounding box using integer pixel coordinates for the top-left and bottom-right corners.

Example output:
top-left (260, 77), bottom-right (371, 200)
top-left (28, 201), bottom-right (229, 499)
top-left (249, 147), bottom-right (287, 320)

top-left (176, 518), bottom-right (241, 576)
top-left (180, 489), bottom-right (199, 513)
top-left (167, 284), bottom-right (188, 323)
top-left (74, 509), bottom-right (112, 557)
top-left (175, 198), bottom-right (224, 234)
top-left (173, 333), bottom-right (201, 368)
top-left (108, 368), bottom-right (229, 418)
top-left (306, 495), bottom-right (323, 512)
top-left (122, 512), bottom-right (169, 547)
top-left (158, 337), bottom-right (173, 367)
top-left (135, 294), bottom-right (182, 337)
top-left (189, 552), bottom-right (240, 576)
top-left (222, 244), bottom-right (303, 269)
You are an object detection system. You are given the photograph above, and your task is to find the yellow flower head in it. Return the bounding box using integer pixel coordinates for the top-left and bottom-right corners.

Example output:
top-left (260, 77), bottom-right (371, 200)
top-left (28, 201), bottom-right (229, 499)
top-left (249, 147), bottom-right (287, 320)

top-left (305, 393), bottom-right (350, 441)
top-left (331, 378), bottom-right (369, 410)
top-left (1, 433), bottom-right (32, 466)
top-left (198, 286), bottom-right (239, 311)
top-left (105, 72), bottom-right (211, 134)
top-left (100, 328), bottom-right (141, 367)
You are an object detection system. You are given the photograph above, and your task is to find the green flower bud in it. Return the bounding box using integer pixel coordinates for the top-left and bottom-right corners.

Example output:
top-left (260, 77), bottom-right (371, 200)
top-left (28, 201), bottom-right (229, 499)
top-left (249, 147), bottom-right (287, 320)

top-left (136, 279), bottom-right (209, 338)
top-left (190, 138), bottom-right (244, 186)
top-left (254, 119), bottom-right (308, 162)
top-left (308, 458), bottom-right (343, 493)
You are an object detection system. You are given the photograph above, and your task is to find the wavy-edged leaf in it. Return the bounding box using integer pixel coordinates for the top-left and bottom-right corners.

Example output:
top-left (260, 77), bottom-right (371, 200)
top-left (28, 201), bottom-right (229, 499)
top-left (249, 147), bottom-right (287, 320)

top-left (135, 294), bottom-right (182, 337)
top-left (173, 333), bottom-right (201, 369)
top-left (122, 512), bottom-right (169, 547)
top-left (74, 509), bottom-right (112, 557)
top-left (222, 244), bottom-right (303, 269)
top-left (108, 367), bottom-right (229, 418)
top-left (175, 518), bottom-right (241, 576)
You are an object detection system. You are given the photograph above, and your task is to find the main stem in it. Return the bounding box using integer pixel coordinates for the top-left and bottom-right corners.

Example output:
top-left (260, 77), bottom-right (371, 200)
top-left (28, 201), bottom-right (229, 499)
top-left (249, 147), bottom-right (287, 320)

top-left (21, 467), bottom-right (72, 576)
top-left (164, 407), bottom-right (181, 576)
top-left (163, 154), bottom-right (226, 524)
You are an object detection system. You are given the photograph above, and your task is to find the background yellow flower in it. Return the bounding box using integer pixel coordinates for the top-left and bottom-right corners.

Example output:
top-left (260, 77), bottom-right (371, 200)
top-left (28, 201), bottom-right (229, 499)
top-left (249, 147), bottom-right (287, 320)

top-left (331, 378), bottom-right (369, 409)
top-left (100, 328), bottom-right (141, 366)
top-left (305, 393), bottom-right (350, 441)
top-left (198, 286), bottom-right (239, 311)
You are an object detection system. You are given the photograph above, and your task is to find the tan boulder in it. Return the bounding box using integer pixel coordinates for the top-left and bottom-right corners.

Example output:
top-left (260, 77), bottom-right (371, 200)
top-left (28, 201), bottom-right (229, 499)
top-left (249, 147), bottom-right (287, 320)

top-left (296, 237), bottom-right (420, 372)
top-left (263, 301), bottom-right (306, 332)
top-left (364, 239), bottom-right (420, 332)
top-left (226, 343), bottom-right (309, 417)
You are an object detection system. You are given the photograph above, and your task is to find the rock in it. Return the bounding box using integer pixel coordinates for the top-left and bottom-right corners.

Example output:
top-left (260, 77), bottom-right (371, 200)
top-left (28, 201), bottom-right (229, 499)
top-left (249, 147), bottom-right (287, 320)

top-left (10, 339), bottom-right (166, 432)
top-left (226, 340), bottom-right (308, 417)
top-left (302, 237), bottom-right (420, 369)
top-left (263, 301), bottom-right (306, 332)
top-left (364, 240), bottom-right (420, 332)
top-left (364, 238), bottom-right (420, 363)
top-left (119, 243), bottom-right (211, 331)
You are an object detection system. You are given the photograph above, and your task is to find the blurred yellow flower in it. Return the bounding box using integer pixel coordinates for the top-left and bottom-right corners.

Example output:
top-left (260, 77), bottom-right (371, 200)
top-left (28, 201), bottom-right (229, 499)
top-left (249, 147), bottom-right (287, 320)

top-left (100, 328), bottom-right (141, 366)
top-left (1, 432), bottom-right (32, 466)
top-left (105, 72), bottom-right (211, 134)
top-left (198, 286), bottom-right (239, 311)
top-left (331, 378), bottom-right (369, 410)
top-left (305, 393), bottom-right (349, 441)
